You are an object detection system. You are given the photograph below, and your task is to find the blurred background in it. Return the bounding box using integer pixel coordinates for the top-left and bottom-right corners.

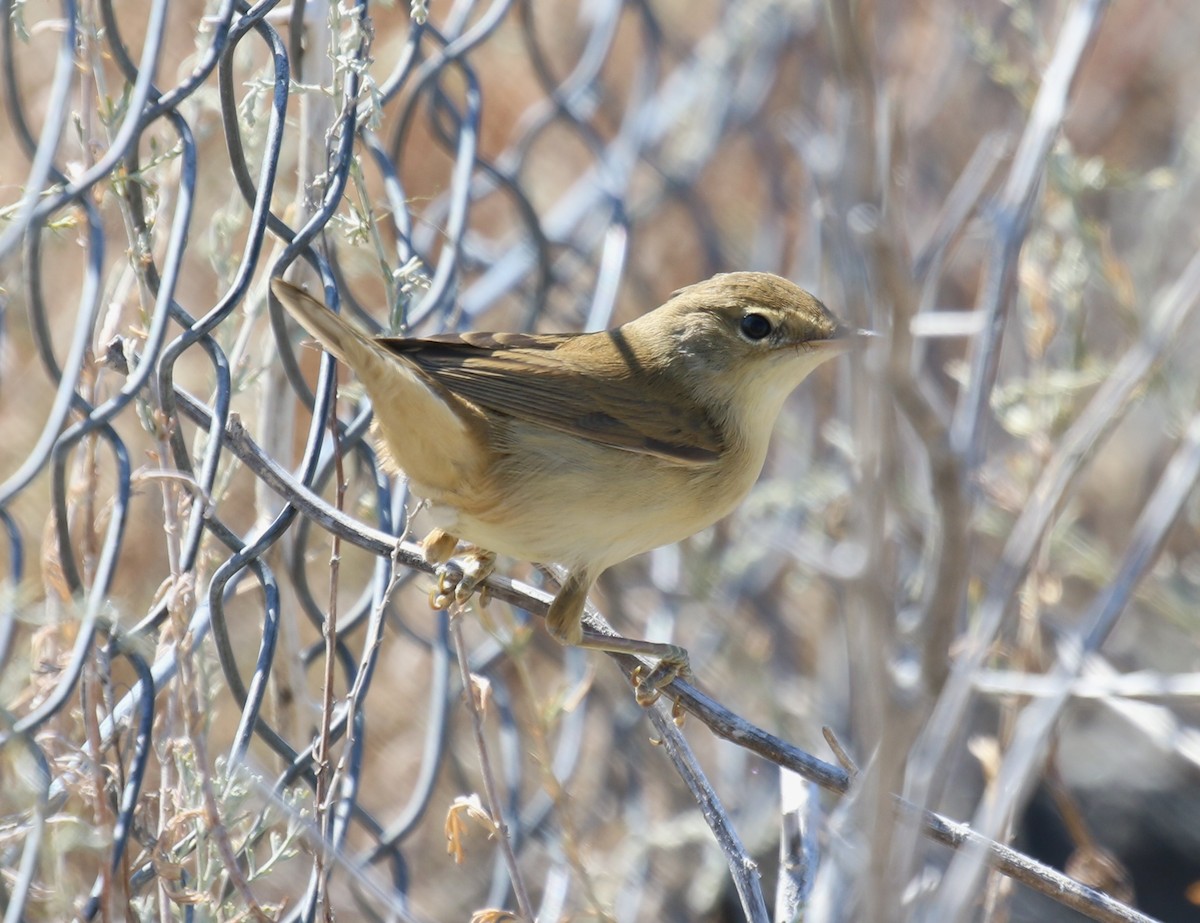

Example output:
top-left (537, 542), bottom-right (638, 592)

top-left (2, 0), bottom-right (1199, 920)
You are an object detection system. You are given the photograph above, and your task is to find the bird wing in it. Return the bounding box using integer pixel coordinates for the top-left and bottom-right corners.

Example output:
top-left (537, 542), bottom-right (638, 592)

top-left (378, 331), bottom-right (724, 465)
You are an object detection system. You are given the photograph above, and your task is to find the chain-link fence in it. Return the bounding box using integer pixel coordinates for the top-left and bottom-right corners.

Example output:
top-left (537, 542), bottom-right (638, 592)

top-left (3, 0), bottom-right (1200, 920)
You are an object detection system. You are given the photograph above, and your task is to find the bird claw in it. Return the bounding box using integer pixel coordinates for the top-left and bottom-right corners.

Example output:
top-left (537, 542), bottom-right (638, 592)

top-left (428, 572), bottom-right (455, 611)
top-left (631, 648), bottom-right (692, 707)
top-left (428, 549), bottom-right (496, 611)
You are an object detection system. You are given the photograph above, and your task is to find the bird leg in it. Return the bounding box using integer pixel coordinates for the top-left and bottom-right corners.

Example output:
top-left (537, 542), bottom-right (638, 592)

top-left (423, 529), bottom-right (496, 610)
top-left (544, 569), bottom-right (588, 644)
top-left (546, 569), bottom-right (692, 706)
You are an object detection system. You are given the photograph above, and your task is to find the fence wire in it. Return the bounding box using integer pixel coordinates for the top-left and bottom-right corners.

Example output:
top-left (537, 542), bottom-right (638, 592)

top-left (1, 1), bottom-right (1198, 922)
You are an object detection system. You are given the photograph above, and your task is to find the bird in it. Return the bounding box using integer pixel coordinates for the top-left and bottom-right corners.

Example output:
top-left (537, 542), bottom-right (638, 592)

top-left (271, 272), bottom-right (862, 702)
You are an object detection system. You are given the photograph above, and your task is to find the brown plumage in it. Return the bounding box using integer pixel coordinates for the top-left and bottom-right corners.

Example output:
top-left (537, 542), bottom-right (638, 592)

top-left (271, 272), bottom-right (857, 701)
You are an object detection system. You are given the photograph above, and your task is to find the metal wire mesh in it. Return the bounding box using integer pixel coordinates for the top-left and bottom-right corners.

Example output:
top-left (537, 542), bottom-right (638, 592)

top-left (2, 0), bottom-right (1199, 921)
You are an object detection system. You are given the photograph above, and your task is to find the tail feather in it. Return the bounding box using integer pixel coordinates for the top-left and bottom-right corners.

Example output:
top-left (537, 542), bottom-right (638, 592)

top-left (271, 279), bottom-right (379, 370)
top-left (269, 278), bottom-right (487, 496)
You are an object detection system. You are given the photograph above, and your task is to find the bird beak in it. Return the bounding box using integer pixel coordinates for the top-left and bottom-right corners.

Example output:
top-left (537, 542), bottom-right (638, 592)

top-left (838, 324), bottom-right (877, 341)
top-left (816, 325), bottom-right (876, 350)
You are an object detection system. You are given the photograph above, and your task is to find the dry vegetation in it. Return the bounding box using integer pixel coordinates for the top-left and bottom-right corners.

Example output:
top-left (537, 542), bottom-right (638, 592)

top-left (2, 0), bottom-right (1199, 921)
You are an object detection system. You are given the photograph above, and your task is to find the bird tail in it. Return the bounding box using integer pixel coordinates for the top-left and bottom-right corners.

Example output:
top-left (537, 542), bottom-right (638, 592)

top-left (269, 277), bottom-right (485, 494)
top-left (271, 278), bottom-right (383, 370)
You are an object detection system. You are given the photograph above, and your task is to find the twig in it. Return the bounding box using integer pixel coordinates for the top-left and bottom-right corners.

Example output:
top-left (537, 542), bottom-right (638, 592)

top-left (646, 699), bottom-right (770, 923)
top-left (113, 384), bottom-right (1161, 923)
top-left (927, 411), bottom-right (1200, 922)
top-left (174, 579), bottom-right (272, 921)
top-left (973, 665), bottom-right (1200, 701)
top-left (191, 714), bottom-right (273, 923)
top-left (821, 726), bottom-right (859, 777)
top-left (950, 0), bottom-right (1111, 466)
top-left (912, 132), bottom-right (1010, 282)
top-left (571, 589), bottom-right (770, 923)
top-left (905, 243), bottom-right (1200, 864)
top-left (448, 605), bottom-right (535, 922)
top-left (313, 387), bottom-right (347, 921)
top-left (776, 769), bottom-right (820, 922)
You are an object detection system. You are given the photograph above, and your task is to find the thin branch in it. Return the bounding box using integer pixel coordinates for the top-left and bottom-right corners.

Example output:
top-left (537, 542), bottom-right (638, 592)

top-left (646, 701), bottom-right (770, 923)
top-left (313, 387), bottom-right (346, 921)
top-left (928, 411), bottom-right (1200, 922)
top-left (776, 769), bottom-right (821, 922)
top-left (974, 665), bottom-right (1200, 701)
top-left (821, 726), bottom-right (859, 777)
top-left (99, 369), bottom-right (1162, 923)
top-left (912, 132), bottom-right (1011, 282)
top-left (573, 590), bottom-right (769, 923)
top-left (950, 0), bottom-right (1112, 466)
top-left (906, 243), bottom-right (1200, 843)
top-left (448, 607), bottom-right (535, 921)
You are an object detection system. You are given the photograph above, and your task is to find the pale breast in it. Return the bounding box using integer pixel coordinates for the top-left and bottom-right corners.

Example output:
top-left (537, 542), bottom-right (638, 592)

top-left (429, 420), bottom-right (763, 572)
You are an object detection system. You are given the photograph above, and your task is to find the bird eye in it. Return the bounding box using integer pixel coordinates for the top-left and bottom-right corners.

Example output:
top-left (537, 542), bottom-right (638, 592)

top-left (740, 313), bottom-right (772, 341)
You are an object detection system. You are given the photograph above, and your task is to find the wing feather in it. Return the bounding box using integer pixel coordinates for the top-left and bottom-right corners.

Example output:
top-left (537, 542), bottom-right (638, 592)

top-left (378, 332), bottom-right (724, 465)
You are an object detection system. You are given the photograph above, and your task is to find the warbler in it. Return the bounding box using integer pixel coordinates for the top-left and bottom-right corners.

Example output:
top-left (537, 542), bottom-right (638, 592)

top-left (271, 272), bottom-right (861, 702)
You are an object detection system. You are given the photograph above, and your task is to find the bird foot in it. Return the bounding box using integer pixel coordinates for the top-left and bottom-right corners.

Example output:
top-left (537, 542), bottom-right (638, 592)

top-left (631, 647), bottom-right (692, 707)
top-left (428, 548), bottom-right (496, 611)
